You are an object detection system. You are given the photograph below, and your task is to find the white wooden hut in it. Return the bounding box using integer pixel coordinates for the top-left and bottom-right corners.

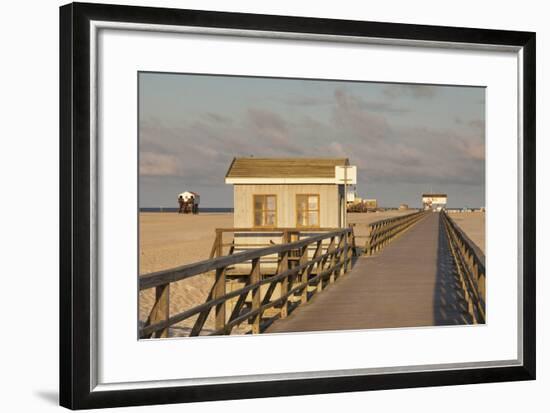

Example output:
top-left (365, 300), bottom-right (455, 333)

top-left (223, 157), bottom-right (357, 305)
top-left (225, 157), bottom-right (357, 229)
top-left (422, 193), bottom-right (447, 211)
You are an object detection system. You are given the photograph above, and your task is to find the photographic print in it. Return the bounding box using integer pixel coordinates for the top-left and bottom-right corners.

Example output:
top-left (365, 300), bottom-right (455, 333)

top-left (138, 73), bottom-right (486, 338)
top-left (60, 4), bottom-right (535, 407)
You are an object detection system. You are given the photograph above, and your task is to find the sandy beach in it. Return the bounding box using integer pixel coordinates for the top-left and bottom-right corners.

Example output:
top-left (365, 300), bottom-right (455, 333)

top-left (139, 212), bottom-right (232, 334)
top-left (139, 210), bottom-right (485, 335)
top-left (447, 211), bottom-right (485, 254)
top-left (139, 210), bottom-right (416, 334)
top-left (139, 210), bottom-right (415, 275)
top-left (139, 212), bottom-right (234, 275)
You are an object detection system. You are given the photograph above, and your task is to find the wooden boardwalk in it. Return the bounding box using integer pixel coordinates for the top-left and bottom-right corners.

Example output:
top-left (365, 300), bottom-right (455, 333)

top-left (267, 212), bottom-right (471, 334)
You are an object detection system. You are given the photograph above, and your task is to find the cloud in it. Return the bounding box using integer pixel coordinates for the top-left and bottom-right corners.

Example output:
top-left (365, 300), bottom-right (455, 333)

top-left (468, 119), bottom-right (485, 131)
top-left (454, 117), bottom-right (485, 132)
top-left (326, 141), bottom-right (347, 157)
top-left (383, 84), bottom-right (437, 99)
top-left (332, 88), bottom-right (390, 140)
top-left (358, 101), bottom-right (410, 114)
top-left (248, 108), bottom-right (288, 132)
top-left (246, 108), bottom-right (307, 155)
top-left (140, 152), bottom-right (180, 176)
top-left (202, 112), bottom-right (232, 124)
top-left (281, 95), bottom-right (331, 106)
top-left (139, 83), bottom-right (484, 208)
top-left (452, 136), bottom-right (485, 161)
top-left (317, 121), bottom-right (485, 189)
top-left (140, 105), bottom-right (484, 191)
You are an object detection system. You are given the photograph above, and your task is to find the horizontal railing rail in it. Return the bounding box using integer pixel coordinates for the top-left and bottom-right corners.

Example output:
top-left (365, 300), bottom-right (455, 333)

top-left (441, 211), bottom-right (486, 323)
top-left (359, 210), bottom-right (429, 255)
top-left (208, 227), bottom-right (355, 259)
top-left (139, 228), bottom-right (355, 338)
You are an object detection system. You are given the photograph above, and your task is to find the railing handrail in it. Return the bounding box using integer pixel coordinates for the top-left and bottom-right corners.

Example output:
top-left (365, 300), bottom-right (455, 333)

top-left (140, 228), bottom-right (352, 290)
top-left (140, 226), bottom-right (355, 337)
top-left (139, 244), bottom-right (347, 337)
top-left (367, 210), bottom-right (423, 230)
top-left (442, 211), bottom-right (485, 270)
top-left (441, 210), bottom-right (485, 323)
top-left (213, 227), bottom-right (342, 233)
top-left (360, 210), bottom-right (429, 255)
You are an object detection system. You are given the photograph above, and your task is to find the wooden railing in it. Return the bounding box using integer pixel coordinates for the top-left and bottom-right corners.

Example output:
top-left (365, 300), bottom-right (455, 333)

top-left (209, 227), bottom-right (358, 259)
top-left (360, 210), bottom-right (429, 255)
top-left (140, 228), bottom-right (354, 338)
top-left (441, 211), bottom-right (486, 323)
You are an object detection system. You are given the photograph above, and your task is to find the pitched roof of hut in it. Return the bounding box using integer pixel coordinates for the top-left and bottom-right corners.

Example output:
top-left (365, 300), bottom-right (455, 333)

top-left (225, 157), bottom-right (349, 179)
top-left (421, 193), bottom-right (448, 198)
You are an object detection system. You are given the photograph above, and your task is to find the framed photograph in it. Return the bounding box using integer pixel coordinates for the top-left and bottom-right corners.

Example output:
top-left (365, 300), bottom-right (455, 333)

top-left (60, 2), bottom-right (536, 409)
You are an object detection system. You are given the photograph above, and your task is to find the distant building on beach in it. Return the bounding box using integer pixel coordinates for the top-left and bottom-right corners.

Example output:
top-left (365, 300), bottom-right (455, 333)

top-left (347, 197), bottom-right (378, 213)
top-left (225, 157), bottom-right (357, 228)
top-left (422, 193), bottom-right (447, 211)
top-left (346, 188), bottom-right (359, 205)
top-left (364, 199), bottom-right (377, 210)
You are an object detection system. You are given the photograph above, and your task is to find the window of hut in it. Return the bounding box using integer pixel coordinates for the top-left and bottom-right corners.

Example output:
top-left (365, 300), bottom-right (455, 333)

top-left (253, 194), bottom-right (277, 227)
top-left (296, 194), bottom-right (320, 228)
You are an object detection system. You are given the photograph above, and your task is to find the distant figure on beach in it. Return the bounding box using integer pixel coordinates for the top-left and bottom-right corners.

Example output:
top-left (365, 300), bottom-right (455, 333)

top-left (177, 196), bottom-right (186, 214)
top-left (178, 191), bottom-right (200, 214)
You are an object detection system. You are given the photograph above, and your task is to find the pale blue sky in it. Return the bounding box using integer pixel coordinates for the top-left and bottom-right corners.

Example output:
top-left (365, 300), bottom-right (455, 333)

top-left (139, 72), bottom-right (485, 208)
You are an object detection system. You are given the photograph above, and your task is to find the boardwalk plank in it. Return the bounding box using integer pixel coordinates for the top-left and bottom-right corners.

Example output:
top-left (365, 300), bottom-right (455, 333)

top-left (267, 212), bottom-right (470, 334)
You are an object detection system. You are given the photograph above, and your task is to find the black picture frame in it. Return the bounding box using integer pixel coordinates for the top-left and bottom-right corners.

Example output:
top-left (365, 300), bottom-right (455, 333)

top-left (60, 2), bottom-right (536, 409)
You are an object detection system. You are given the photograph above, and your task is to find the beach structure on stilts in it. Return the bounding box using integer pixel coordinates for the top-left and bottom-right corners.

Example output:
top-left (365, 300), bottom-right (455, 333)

top-left (221, 157), bottom-right (358, 262)
top-left (205, 157), bottom-right (358, 321)
top-left (177, 191), bottom-right (200, 214)
top-left (225, 157), bottom-right (357, 229)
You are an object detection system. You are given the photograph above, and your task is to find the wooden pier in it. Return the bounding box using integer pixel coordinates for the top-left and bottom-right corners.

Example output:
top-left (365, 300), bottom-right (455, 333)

top-left (139, 211), bottom-right (485, 338)
top-left (268, 212), bottom-right (477, 333)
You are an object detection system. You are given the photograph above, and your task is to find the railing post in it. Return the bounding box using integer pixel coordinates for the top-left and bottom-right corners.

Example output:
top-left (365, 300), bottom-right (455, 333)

top-left (280, 230), bottom-right (290, 319)
top-left (150, 284), bottom-right (169, 338)
top-left (478, 274), bottom-right (486, 303)
top-left (209, 230), bottom-right (220, 259)
top-left (316, 240), bottom-right (325, 294)
top-left (343, 231), bottom-right (349, 273)
top-left (352, 229), bottom-right (356, 259)
top-left (334, 234), bottom-right (345, 280)
top-left (250, 258), bottom-right (261, 334)
top-left (213, 267), bottom-right (226, 332)
top-left (280, 251), bottom-right (289, 319)
top-left (317, 237), bottom-right (334, 291)
top-left (365, 226), bottom-right (373, 256)
top-left (329, 236), bottom-right (337, 284)
top-left (216, 229), bottom-right (223, 257)
top-left (300, 245), bottom-right (309, 304)
top-left (349, 226), bottom-right (357, 257)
